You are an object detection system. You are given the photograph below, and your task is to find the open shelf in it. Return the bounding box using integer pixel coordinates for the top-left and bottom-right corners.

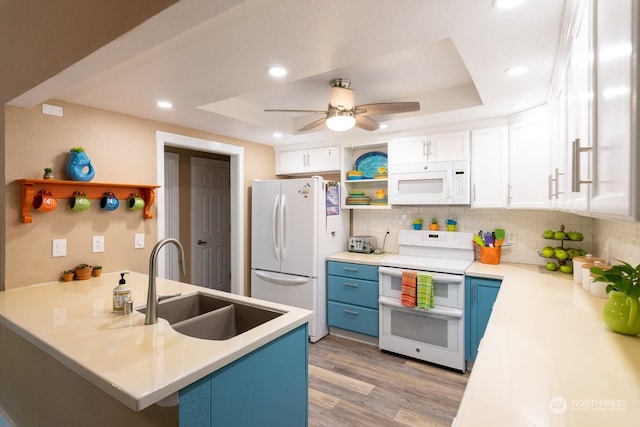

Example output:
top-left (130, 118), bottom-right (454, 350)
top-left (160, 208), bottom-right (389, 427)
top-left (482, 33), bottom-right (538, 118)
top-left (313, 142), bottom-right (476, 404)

top-left (18, 179), bottom-right (160, 223)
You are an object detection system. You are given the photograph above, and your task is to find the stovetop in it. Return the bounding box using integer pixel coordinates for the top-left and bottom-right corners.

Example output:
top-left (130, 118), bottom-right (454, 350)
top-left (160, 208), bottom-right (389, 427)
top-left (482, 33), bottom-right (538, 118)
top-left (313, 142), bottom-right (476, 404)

top-left (379, 230), bottom-right (475, 274)
top-left (380, 255), bottom-right (473, 274)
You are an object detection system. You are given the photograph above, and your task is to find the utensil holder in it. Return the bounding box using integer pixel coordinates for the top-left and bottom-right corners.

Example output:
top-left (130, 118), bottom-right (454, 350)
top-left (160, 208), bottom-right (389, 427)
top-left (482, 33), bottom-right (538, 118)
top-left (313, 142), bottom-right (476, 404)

top-left (479, 246), bottom-right (501, 265)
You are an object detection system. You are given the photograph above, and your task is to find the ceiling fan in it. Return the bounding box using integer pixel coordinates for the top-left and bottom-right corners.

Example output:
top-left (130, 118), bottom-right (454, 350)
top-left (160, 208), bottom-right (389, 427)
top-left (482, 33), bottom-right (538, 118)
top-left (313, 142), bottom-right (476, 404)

top-left (264, 78), bottom-right (420, 132)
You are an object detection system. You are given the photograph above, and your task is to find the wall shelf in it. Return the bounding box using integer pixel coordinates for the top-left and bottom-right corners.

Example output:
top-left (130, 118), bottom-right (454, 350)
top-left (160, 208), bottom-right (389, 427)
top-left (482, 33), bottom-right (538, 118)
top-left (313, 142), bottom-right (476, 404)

top-left (18, 179), bottom-right (160, 224)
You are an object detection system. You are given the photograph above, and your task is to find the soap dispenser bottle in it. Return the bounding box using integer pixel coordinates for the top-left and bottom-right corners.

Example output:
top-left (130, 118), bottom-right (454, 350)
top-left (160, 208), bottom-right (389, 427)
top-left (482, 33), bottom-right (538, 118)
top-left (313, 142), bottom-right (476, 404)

top-left (113, 272), bottom-right (131, 314)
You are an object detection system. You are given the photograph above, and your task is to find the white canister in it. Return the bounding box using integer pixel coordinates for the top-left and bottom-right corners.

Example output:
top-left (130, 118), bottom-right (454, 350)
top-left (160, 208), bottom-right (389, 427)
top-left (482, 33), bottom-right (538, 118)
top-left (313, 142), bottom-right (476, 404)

top-left (590, 279), bottom-right (609, 298)
top-left (582, 261), bottom-right (609, 291)
top-left (573, 254), bottom-right (605, 284)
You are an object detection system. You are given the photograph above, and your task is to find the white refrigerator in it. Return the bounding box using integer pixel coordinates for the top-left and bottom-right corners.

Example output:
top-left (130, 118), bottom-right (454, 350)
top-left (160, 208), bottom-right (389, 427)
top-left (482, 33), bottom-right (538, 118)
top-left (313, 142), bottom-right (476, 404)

top-left (251, 176), bottom-right (347, 342)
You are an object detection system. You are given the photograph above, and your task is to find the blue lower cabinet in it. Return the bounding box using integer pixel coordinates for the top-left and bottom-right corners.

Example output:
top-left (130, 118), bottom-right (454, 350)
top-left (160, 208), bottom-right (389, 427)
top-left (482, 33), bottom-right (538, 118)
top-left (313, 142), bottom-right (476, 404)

top-left (327, 261), bottom-right (379, 337)
top-left (328, 301), bottom-right (379, 336)
top-left (465, 277), bottom-right (501, 362)
top-left (179, 324), bottom-right (308, 427)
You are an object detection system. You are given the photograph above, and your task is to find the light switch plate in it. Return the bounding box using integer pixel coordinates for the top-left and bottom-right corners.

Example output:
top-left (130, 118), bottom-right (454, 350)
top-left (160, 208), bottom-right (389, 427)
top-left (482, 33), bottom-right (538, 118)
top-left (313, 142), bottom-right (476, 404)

top-left (52, 239), bottom-right (67, 257)
top-left (134, 233), bottom-right (145, 249)
top-left (92, 236), bottom-right (105, 253)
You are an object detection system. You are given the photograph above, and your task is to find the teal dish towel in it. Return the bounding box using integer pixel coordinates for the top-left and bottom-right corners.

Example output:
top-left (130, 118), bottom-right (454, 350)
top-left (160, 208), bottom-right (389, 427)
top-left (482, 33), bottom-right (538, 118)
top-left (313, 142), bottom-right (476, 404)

top-left (416, 273), bottom-right (434, 309)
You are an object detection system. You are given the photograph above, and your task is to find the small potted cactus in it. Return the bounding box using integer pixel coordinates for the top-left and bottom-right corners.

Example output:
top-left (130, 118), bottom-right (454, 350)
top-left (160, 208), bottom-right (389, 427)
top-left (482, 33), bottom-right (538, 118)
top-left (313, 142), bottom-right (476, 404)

top-left (92, 265), bottom-right (103, 277)
top-left (62, 270), bottom-right (74, 282)
top-left (429, 217), bottom-right (439, 230)
top-left (74, 263), bottom-right (93, 280)
top-left (43, 168), bottom-right (54, 180)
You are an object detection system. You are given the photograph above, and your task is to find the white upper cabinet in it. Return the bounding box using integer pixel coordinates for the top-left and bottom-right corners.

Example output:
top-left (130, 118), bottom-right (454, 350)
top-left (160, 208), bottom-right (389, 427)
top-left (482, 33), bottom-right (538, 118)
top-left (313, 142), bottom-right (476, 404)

top-left (590, 0), bottom-right (638, 220)
top-left (276, 146), bottom-right (340, 175)
top-left (470, 126), bottom-right (509, 208)
top-left (388, 131), bottom-right (470, 166)
top-left (564, 0), bottom-right (593, 213)
top-left (508, 116), bottom-right (551, 209)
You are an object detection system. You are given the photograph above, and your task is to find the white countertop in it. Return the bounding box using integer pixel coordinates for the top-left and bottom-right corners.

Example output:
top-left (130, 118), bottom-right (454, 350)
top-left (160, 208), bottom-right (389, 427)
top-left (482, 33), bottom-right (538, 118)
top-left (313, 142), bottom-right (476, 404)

top-left (0, 272), bottom-right (312, 411)
top-left (457, 262), bottom-right (640, 426)
top-left (326, 251), bottom-right (396, 265)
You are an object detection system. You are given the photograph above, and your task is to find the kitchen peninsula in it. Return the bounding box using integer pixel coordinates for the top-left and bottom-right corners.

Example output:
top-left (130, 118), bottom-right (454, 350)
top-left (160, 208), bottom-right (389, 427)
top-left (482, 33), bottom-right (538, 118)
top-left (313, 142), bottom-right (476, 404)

top-left (0, 272), bottom-right (312, 426)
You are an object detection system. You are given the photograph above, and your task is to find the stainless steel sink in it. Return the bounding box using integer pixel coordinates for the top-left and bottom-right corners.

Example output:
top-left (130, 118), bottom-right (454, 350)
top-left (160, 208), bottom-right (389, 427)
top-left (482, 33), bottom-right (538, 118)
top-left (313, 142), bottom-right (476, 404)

top-left (137, 293), bottom-right (283, 340)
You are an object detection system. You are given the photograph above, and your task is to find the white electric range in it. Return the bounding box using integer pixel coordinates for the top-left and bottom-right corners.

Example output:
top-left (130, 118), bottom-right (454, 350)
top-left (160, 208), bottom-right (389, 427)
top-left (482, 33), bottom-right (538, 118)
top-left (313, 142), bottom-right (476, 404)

top-left (378, 230), bottom-right (474, 372)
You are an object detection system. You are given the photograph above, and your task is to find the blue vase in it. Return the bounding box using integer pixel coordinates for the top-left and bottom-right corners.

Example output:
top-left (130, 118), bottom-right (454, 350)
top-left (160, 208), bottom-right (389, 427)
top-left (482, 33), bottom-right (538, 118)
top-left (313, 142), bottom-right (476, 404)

top-left (66, 150), bottom-right (95, 182)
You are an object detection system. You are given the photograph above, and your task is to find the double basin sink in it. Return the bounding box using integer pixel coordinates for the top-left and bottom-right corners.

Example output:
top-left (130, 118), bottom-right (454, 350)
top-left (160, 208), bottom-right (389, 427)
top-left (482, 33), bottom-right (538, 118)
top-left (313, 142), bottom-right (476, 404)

top-left (137, 292), bottom-right (283, 340)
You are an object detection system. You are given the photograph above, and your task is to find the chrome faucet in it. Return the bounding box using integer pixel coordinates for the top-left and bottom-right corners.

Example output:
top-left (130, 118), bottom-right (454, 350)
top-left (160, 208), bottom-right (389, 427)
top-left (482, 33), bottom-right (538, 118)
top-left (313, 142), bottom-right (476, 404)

top-left (145, 238), bottom-right (186, 325)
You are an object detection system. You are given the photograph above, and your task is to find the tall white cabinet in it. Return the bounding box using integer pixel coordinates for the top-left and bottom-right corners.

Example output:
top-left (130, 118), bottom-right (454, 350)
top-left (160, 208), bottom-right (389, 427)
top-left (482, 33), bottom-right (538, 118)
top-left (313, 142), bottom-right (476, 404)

top-left (470, 126), bottom-right (509, 208)
top-left (590, 0), bottom-right (638, 219)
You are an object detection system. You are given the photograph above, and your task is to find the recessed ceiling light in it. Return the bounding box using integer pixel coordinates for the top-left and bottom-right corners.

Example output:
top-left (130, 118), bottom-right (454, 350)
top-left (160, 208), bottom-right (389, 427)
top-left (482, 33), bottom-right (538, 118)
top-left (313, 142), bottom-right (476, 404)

top-left (493, 0), bottom-right (527, 9)
top-left (379, 123), bottom-right (388, 130)
top-left (268, 66), bottom-right (288, 78)
top-left (156, 100), bottom-right (173, 109)
top-left (273, 132), bottom-right (283, 138)
top-left (505, 66), bottom-right (529, 76)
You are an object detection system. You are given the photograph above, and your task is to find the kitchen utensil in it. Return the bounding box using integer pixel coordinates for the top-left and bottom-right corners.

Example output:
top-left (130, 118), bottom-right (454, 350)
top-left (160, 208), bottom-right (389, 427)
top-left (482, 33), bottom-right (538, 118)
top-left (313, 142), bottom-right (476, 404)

top-left (483, 232), bottom-right (494, 247)
top-left (473, 235), bottom-right (485, 246)
top-left (494, 228), bottom-right (506, 240)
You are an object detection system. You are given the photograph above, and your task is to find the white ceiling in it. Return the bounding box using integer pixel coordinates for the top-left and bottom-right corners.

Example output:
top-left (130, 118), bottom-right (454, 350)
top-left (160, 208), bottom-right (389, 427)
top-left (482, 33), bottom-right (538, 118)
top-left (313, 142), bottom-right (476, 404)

top-left (10, 0), bottom-right (568, 147)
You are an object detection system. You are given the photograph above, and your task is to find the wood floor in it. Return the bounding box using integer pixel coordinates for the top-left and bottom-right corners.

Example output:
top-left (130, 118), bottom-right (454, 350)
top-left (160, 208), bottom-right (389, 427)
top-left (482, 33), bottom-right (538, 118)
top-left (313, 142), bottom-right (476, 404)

top-left (308, 335), bottom-right (470, 427)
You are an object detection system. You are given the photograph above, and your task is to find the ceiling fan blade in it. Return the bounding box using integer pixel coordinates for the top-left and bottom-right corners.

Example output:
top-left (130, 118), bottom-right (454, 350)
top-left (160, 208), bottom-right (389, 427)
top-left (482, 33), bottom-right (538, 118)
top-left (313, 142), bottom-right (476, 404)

top-left (298, 116), bottom-right (327, 132)
top-left (355, 102), bottom-right (420, 116)
top-left (355, 115), bottom-right (379, 131)
top-left (265, 109), bottom-right (327, 114)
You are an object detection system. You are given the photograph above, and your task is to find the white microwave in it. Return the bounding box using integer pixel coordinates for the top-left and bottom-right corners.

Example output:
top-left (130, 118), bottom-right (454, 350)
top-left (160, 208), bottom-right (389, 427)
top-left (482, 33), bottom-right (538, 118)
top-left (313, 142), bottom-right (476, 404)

top-left (388, 160), bottom-right (470, 205)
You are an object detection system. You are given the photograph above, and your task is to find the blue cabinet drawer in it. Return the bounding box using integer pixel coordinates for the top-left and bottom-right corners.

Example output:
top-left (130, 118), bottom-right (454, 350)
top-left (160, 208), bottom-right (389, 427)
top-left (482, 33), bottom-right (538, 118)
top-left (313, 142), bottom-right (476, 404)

top-left (328, 301), bottom-right (379, 337)
top-left (327, 276), bottom-right (378, 309)
top-left (327, 261), bottom-right (378, 281)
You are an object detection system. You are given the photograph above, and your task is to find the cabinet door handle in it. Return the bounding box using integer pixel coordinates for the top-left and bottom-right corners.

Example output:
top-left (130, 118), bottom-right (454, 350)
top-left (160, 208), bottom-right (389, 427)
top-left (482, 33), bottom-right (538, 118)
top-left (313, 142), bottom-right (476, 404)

top-left (472, 283), bottom-right (475, 304)
top-left (343, 267), bottom-right (358, 272)
top-left (343, 310), bottom-right (359, 316)
top-left (548, 174), bottom-right (553, 200)
top-left (571, 138), bottom-right (592, 192)
top-left (343, 282), bottom-right (359, 288)
top-left (473, 184), bottom-right (476, 202)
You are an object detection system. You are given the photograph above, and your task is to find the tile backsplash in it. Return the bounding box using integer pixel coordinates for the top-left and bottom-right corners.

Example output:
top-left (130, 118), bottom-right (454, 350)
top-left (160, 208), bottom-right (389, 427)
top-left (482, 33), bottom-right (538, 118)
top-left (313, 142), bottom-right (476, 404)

top-left (352, 207), bottom-right (596, 265)
top-left (594, 218), bottom-right (640, 266)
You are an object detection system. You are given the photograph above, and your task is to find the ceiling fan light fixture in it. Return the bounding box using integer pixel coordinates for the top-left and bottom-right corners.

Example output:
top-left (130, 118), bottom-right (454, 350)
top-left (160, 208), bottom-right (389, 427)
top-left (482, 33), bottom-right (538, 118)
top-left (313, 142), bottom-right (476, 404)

top-left (326, 110), bottom-right (356, 132)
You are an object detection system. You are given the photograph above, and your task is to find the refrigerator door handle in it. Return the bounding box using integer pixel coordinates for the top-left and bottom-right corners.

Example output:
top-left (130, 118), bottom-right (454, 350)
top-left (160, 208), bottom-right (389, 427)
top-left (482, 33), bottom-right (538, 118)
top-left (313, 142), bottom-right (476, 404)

top-left (254, 270), bottom-right (309, 286)
top-left (272, 195), bottom-right (280, 261)
top-left (280, 194), bottom-right (287, 261)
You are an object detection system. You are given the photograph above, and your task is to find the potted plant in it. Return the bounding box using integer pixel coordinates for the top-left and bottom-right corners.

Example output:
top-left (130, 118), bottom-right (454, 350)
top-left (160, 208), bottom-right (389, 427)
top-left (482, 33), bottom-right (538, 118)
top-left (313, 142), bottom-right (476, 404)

top-left (62, 270), bottom-right (74, 282)
top-left (92, 265), bottom-right (103, 277)
top-left (429, 217), bottom-right (439, 230)
top-left (43, 167), bottom-right (54, 180)
top-left (591, 260), bottom-right (640, 335)
top-left (74, 263), bottom-right (93, 281)
top-left (412, 218), bottom-right (423, 230)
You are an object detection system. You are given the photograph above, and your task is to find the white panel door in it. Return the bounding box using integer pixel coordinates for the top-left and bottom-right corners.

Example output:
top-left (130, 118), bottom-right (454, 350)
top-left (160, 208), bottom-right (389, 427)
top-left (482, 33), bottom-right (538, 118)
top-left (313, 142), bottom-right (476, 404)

top-left (192, 157), bottom-right (230, 291)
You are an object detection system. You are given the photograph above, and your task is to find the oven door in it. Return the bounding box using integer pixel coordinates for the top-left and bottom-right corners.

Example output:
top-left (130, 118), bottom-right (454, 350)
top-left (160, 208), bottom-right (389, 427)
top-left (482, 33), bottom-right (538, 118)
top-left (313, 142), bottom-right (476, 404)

top-left (378, 296), bottom-right (465, 372)
top-left (378, 266), bottom-right (464, 309)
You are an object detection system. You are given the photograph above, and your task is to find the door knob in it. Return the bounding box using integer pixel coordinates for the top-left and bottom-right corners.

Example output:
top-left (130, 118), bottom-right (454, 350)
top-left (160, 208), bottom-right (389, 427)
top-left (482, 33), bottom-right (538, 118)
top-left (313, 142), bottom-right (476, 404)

top-left (197, 240), bottom-right (207, 245)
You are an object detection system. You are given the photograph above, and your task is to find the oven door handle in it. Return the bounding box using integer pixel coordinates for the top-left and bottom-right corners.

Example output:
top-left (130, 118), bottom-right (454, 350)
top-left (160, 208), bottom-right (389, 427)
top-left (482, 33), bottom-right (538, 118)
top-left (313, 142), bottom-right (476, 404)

top-left (378, 266), bottom-right (463, 284)
top-left (378, 296), bottom-right (463, 318)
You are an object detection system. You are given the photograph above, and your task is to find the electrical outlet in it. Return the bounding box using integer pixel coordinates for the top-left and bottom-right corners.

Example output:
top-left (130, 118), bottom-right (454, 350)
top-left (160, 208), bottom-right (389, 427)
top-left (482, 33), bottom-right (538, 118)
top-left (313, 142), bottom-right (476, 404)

top-left (92, 236), bottom-right (105, 253)
top-left (506, 232), bottom-right (517, 245)
top-left (134, 233), bottom-right (145, 249)
top-left (52, 239), bottom-right (67, 257)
